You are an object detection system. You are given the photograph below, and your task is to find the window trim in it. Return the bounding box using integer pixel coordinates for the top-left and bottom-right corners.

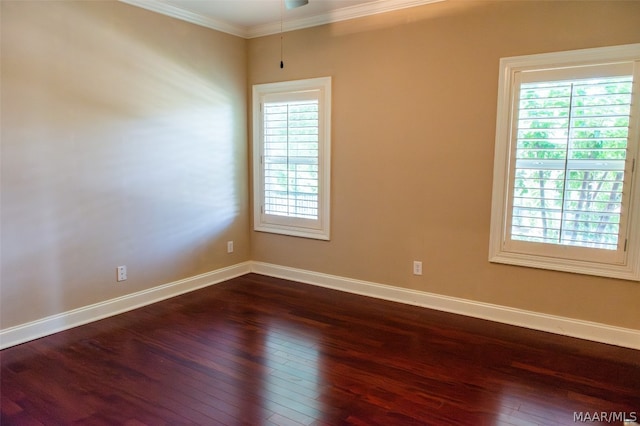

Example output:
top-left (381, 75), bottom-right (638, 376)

top-left (489, 44), bottom-right (640, 281)
top-left (252, 77), bottom-right (331, 240)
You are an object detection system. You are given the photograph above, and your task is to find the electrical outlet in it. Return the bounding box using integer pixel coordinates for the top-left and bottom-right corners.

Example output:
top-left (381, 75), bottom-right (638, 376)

top-left (117, 265), bottom-right (127, 282)
top-left (227, 241), bottom-right (234, 253)
top-left (413, 261), bottom-right (423, 276)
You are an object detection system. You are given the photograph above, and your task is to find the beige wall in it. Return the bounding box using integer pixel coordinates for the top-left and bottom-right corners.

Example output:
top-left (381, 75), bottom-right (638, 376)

top-left (2, 0), bottom-right (639, 334)
top-left (1, 1), bottom-right (249, 328)
top-left (248, 1), bottom-right (640, 329)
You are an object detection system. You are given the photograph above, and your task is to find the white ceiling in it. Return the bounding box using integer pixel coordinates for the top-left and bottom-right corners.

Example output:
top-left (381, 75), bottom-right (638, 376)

top-left (120, 0), bottom-right (443, 38)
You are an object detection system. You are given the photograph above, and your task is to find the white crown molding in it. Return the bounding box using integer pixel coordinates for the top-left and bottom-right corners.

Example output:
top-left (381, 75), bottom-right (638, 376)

top-left (247, 0), bottom-right (445, 38)
top-left (118, 0), bottom-right (445, 39)
top-left (119, 0), bottom-right (250, 38)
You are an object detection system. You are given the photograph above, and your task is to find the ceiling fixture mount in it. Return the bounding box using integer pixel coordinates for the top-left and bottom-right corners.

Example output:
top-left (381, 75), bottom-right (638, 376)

top-left (284, 0), bottom-right (309, 10)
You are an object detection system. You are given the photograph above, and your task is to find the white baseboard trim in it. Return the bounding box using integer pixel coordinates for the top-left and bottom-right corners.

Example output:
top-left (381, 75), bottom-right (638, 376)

top-left (0, 262), bottom-right (252, 350)
top-left (250, 262), bottom-right (640, 350)
top-left (3, 260), bottom-right (637, 350)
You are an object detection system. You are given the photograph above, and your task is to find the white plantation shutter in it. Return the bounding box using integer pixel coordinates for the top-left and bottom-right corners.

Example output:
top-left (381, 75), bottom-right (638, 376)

top-left (263, 97), bottom-right (319, 220)
top-left (511, 76), bottom-right (632, 251)
top-left (253, 77), bottom-right (331, 240)
top-left (489, 44), bottom-right (640, 280)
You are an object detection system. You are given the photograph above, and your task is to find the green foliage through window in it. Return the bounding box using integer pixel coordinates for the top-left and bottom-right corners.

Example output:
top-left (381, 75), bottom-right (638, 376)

top-left (263, 100), bottom-right (320, 219)
top-left (511, 76), bottom-right (632, 250)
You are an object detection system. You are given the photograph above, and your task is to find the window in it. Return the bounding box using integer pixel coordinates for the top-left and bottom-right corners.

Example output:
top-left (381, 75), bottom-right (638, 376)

top-left (253, 77), bottom-right (331, 240)
top-left (489, 44), bottom-right (640, 281)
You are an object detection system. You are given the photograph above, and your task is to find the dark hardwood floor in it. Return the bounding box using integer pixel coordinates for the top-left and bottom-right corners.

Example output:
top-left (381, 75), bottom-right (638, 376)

top-left (1, 273), bottom-right (638, 425)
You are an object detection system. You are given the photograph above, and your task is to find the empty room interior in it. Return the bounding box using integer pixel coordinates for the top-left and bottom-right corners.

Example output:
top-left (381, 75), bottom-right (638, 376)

top-left (1, 0), bottom-right (639, 424)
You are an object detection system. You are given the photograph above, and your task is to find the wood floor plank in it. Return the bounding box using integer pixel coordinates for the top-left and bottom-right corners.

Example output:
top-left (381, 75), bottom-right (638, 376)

top-left (2, 273), bottom-right (638, 425)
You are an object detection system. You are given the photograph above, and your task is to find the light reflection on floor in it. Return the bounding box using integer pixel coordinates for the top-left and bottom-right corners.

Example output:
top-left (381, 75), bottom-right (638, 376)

top-left (263, 320), bottom-right (322, 424)
top-left (495, 383), bottom-right (614, 426)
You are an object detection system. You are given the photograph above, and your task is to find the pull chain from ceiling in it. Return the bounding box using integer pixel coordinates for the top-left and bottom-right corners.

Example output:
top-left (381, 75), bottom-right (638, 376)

top-left (280, 0), bottom-right (284, 69)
